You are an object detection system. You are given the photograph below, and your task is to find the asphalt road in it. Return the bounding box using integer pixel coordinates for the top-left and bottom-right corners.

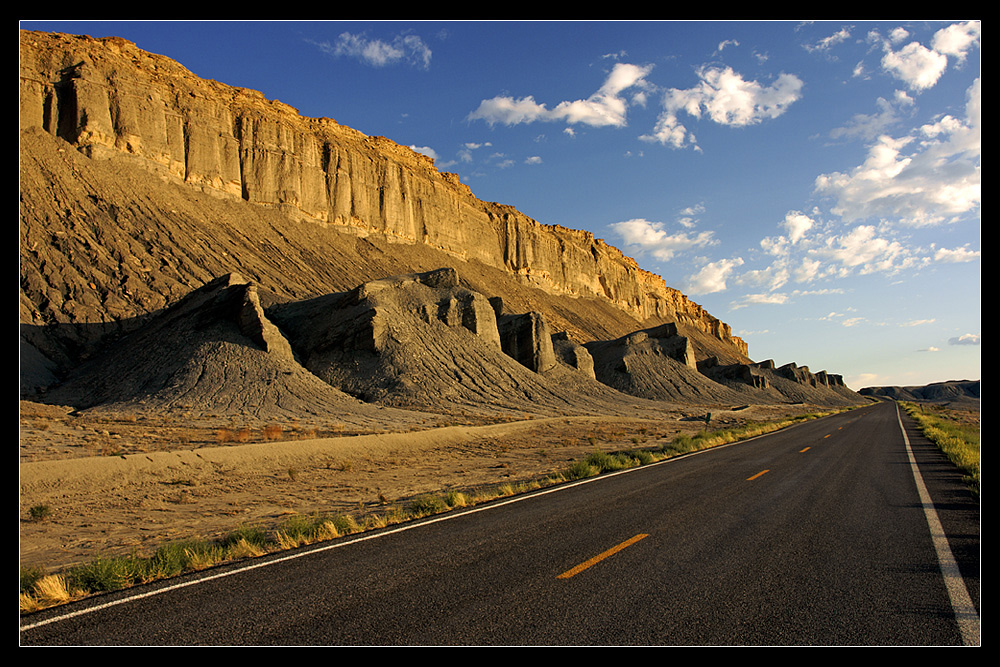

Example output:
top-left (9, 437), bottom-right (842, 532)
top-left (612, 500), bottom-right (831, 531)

top-left (20, 401), bottom-right (980, 646)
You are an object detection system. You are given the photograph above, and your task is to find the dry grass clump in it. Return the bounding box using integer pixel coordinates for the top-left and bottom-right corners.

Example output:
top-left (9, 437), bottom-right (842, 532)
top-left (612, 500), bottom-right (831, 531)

top-left (902, 402), bottom-right (980, 497)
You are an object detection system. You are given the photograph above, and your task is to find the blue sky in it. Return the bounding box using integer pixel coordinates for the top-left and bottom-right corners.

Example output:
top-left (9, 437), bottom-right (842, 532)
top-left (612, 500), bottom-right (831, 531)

top-left (21, 20), bottom-right (980, 390)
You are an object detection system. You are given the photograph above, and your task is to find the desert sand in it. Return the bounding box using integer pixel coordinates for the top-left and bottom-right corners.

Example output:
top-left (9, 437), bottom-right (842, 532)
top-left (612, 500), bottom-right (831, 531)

top-left (19, 399), bottom-right (806, 574)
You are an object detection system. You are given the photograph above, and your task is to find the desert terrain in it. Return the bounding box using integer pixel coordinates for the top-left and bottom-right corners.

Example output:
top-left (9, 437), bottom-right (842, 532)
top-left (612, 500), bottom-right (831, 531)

top-left (20, 399), bottom-right (817, 574)
top-left (19, 30), bottom-right (866, 583)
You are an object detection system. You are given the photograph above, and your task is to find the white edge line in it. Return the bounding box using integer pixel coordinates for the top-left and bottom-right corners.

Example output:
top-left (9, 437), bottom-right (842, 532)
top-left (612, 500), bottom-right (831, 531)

top-left (19, 412), bottom-right (824, 633)
top-left (895, 402), bottom-right (980, 646)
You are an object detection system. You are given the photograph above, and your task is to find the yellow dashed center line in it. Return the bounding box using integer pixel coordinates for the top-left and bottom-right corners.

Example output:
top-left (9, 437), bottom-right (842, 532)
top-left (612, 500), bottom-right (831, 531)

top-left (557, 534), bottom-right (649, 579)
top-left (800, 446), bottom-right (811, 453)
top-left (747, 469), bottom-right (769, 481)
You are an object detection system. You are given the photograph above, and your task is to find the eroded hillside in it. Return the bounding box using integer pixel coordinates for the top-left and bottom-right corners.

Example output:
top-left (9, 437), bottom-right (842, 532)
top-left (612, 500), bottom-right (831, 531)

top-left (19, 29), bottom-right (861, 419)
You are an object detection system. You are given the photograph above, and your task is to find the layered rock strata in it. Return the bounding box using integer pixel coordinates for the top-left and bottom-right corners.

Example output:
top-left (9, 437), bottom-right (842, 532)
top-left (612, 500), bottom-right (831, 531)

top-left (19, 29), bottom-right (747, 358)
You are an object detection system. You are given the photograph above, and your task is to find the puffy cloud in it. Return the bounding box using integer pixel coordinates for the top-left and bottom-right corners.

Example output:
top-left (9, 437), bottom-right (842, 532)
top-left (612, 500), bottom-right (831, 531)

top-left (782, 211), bottom-right (815, 244)
top-left (609, 218), bottom-right (716, 261)
top-left (683, 257), bottom-right (744, 295)
top-left (810, 224), bottom-right (913, 274)
top-left (933, 245), bottom-right (980, 263)
top-left (881, 41), bottom-right (947, 91)
top-left (931, 21), bottom-right (981, 64)
top-left (877, 21), bottom-right (980, 91)
top-left (814, 80), bottom-right (980, 226)
top-left (319, 32), bottom-right (432, 69)
top-left (468, 63), bottom-right (653, 128)
top-left (642, 66), bottom-right (803, 149)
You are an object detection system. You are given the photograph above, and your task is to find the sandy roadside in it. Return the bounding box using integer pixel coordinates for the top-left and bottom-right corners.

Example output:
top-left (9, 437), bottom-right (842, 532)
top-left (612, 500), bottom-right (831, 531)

top-left (19, 414), bottom-right (673, 572)
top-left (20, 404), bottom-right (805, 575)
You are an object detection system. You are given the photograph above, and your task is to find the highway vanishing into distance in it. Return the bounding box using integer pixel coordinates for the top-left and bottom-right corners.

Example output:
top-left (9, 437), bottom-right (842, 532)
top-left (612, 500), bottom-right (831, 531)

top-left (21, 401), bottom-right (980, 646)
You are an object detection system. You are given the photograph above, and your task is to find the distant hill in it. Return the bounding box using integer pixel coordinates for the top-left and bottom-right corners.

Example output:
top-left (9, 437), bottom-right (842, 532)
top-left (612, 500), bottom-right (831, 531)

top-left (859, 380), bottom-right (980, 409)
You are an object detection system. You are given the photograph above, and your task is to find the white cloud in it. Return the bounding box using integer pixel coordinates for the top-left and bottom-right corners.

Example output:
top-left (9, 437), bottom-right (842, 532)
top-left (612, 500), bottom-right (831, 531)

top-left (409, 145), bottom-right (438, 160)
top-left (782, 210), bottom-right (815, 244)
top-left (803, 26), bottom-right (852, 54)
top-left (876, 22), bottom-right (980, 91)
top-left (881, 41), bottom-right (948, 91)
top-left (949, 333), bottom-right (980, 346)
top-left (814, 79), bottom-right (980, 226)
top-left (794, 257), bottom-right (822, 283)
top-left (318, 32), bottom-right (432, 69)
top-left (931, 21), bottom-right (981, 64)
top-left (810, 224), bottom-right (914, 274)
top-left (933, 245), bottom-right (980, 263)
top-left (683, 257), bottom-right (744, 295)
top-left (642, 66), bottom-right (803, 149)
top-left (468, 63), bottom-right (653, 128)
top-left (609, 218), bottom-right (716, 261)
top-left (734, 292), bottom-right (789, 308)
top-left (829, 91), bottom-right (914, 142)
top-left (739, 260), bottom-right (790, 292)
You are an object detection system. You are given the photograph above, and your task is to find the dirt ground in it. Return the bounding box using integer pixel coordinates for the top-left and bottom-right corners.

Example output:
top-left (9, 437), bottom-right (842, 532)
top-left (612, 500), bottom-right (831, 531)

top-left (20, 400), bottom-right (815, 575)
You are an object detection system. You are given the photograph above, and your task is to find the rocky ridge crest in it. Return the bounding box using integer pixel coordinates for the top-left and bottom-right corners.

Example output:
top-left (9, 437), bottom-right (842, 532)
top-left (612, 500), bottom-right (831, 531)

top-left (19, 29), bottom-right (746, 355)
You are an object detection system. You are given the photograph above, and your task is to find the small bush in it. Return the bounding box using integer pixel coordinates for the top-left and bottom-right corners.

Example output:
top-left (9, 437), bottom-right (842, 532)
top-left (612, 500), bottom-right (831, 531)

top-left (408, 494), bottom-right (447, 517)
top-left (27, 504), bottom-right (52, 522)
top-left (564, 459), bottom-right (599, 480)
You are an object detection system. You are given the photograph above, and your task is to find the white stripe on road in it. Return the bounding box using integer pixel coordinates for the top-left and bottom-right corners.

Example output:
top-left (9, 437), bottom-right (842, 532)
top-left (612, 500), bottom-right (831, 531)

top-left (896, 403), bottom-right (980, 646)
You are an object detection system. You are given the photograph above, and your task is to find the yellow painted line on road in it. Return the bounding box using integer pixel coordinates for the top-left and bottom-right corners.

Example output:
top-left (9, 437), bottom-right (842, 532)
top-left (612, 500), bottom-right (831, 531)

top-left (747, 469), bottom-right (769, 481)
top-left (557, 534), bottom-right (649, 579)
top-left (800, 447), bottom-right (811, 453)
top-left (824, 434), bottom-right (831, 438)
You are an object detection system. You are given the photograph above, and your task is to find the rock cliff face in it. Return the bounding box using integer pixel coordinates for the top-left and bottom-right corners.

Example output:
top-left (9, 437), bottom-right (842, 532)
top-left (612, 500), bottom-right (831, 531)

top-left (18, 29), bottom-right (747, 357)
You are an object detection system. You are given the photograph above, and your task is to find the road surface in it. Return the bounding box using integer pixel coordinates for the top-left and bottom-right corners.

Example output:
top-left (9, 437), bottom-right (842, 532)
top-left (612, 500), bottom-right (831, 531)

top-left (20, 401), bottom-right (979, 645)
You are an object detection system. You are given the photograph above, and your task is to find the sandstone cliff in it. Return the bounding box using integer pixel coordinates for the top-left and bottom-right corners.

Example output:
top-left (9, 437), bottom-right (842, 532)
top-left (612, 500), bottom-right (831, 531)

top-left (19, 29), bottom-right (747, 358)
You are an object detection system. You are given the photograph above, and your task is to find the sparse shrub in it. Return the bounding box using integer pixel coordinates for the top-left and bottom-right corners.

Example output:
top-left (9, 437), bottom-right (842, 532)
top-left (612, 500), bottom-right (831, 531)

top-left (631, 449), bottom-right (654, 465)
top-left (564, 459), bottom-right (598, 480)
top-left (262, 424), bottom-right (283, 441)
top-left (27, 504), bottom-right (52, 522)
top-left (408, 494), bottom-right (447, 517)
